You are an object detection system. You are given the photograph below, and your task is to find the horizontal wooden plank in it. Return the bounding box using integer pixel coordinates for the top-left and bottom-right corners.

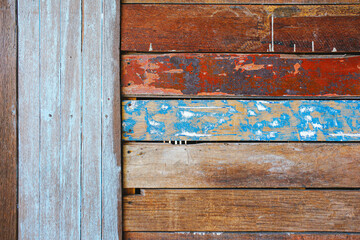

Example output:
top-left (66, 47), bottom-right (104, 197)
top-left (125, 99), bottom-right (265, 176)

top-left (122, 54), bottom-right (360, 97)
top-left (124, 232), bottom-right (360, 240)
top-left (123, 143), bottom-right (360, 188)
top-left (124, 189), bottom-right (360, 231)
top-left (123, 0), bottom-right (360, 3)
top-left (121, 5), bottom-right (360, 52)
top-left (122, 100), bottom-right (360, 141)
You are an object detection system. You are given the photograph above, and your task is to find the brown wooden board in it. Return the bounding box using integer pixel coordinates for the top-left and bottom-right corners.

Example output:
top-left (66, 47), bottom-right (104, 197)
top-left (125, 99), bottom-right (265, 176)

top-left (0, 1), bottom-right (17, 239)
top-left (122, 54), bottom-right (360, 97)
top-left (123, 189), bottom-right (360, 232)
top-left (123, 143), bottom-right (360, 188)
top-left (124, 232), bottom-right (360, 240)
top-left (123, 0), bottom-right (360, 3)
top-left (121, 5), bottom-right (360, 53)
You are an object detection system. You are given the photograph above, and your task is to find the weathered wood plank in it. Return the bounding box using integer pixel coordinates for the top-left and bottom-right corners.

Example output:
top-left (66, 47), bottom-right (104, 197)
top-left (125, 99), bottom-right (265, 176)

top-left (123, 0), bottom-right (360, 3)
top-left (0, 1), bottom-right (17, 239)
top-left (124, 143), bottom-right (360, 188)
top-left (122, 100), bottom-right (360, 141)
top-left (124, 232), bottom-right (360, 240)
top-left (60, 0), bottom-right (82, 239)
top-left (124, 189), bottom-right (360, 232)
top-left (18, 0), bottom-right (41, 239)
top-left (82, 1), bottom-right (102, 239)
top-left (102, 0), bottom-right (122, 239)
top-left (121, 5), bottom-right (360, 52)
top-left (122, 54), bottom-right (360, 97)
top-left (39, 1), bottom-right (61, 239)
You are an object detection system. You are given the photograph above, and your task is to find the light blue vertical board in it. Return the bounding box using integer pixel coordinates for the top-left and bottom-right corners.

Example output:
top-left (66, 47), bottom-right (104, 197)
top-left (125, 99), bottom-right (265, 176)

top-left (82, 1), bottom-right (102, 239)
top-left (102, 0), bottom-right (121, 239)
top-left (18, 0), bottom-right (40, 239)
top-left (60, 0), bottom-right (82, 239)
top-left (122, 100), bottom-right (360, 141)
top-left (39, 1), bottom-right (61, 239)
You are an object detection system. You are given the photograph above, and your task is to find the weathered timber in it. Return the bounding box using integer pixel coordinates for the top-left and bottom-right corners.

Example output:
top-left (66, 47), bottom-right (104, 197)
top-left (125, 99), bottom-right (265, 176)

top-left (121, 5), bottom-right (360, 52)
top-left (123, 143), bottom-right (360, 188)
top-left (124, 232), bottom-right (360, 240)
top-left (122, 100), bottom-right (360, 141)
top-left (0, 0), bottom-right (17, 239)
top-left (124, 189), bottom-right (360, 232)
top-left (122, 54), bottom-right (360, 97)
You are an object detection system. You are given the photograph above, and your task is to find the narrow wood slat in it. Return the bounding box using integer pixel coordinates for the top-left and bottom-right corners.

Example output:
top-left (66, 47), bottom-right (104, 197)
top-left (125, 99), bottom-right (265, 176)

top-left (60, 0), bottom-right (82, 238)
top-left (0, 1), bottom-right (17, 239)
top-left (124, 232), bottom-right (360, 240)
top-left (124, 143), bottom-right (360, 188)
top-left (39, 1), bottom-right (62, 238)
top-left (122, 54), bottom-right (360, 97)
top-left (123, 0), bottom-right (360, 3)
top-left (18, 0), bottom-right (40, 239)
top-left (121, 5), bottom-right (360, 52)
top-left (82, 1), bottom-right (102, 239)
top-left (124, 189), bottom-right (360, 232)
top-left (122, 100), bottom-right (360, 141)
top-left (102, 0), bottom-right (122, 239)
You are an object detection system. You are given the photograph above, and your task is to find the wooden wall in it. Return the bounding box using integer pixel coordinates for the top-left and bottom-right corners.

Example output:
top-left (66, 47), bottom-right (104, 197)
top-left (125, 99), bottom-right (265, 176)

top-left (17, 0), bottom-right (121, 239)
top-left (121, 0), bottom-right (360, 239)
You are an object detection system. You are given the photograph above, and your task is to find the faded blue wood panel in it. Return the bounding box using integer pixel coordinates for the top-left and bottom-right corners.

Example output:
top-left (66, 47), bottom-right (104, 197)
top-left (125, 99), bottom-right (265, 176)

top-left (122, 100), bottom-right (360, 141)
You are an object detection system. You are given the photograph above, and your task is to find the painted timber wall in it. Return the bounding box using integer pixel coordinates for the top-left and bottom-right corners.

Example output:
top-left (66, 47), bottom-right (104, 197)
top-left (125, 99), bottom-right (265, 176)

top-left (120, 0), bottom-right (360, 239)
top-left (17, 0), bottom-right (121, 239)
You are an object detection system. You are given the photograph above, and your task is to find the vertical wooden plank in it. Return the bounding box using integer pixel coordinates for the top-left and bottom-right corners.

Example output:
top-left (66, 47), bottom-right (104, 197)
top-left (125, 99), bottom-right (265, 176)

top-left (102, 0), bottom-right (122, 239)
top-left (82, 0), bottom-right (102, 239)
top-left (18, 0), bottom-right (40, 239)
top-left (60, 0), bottom-right (82, 239)
top-left (0, 0), bottom-right (17, 239)
top-left (39, 1), bottom-right (61, 239)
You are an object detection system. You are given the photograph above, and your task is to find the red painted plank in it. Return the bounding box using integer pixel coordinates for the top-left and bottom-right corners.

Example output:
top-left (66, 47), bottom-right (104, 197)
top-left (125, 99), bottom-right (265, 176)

top-left (121, 5), bottom-right (360, 53)
top-left (122, 54), bottom-right (360, 97)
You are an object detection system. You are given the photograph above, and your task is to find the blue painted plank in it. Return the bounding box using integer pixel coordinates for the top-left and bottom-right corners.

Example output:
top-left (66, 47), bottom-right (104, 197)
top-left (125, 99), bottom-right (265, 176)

top-left (122, 100), bottom-right (360, 141)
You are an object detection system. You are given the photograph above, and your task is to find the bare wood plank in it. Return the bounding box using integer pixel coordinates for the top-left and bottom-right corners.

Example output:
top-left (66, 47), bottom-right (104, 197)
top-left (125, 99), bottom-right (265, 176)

top-left (124, 143), bottom-right (360, 188)
top-left (82, 1), bottom-right (102, 239)
top-left (0, 1), bottom-right (17, 239)
top-left (124, 189), bottom-right (360, 232)
top-left (122, 54), bottom-right (360, 97)
top-left (124, 232), bottom-right (360, 240)
top-left (39, 1), bottom-right (61, 239)
top-left (18, 0), bottom-right (41, 238)
top-left (122, 100), bottom-right (360, 141)
top-left (121, 5), bottom-right (360, 52)
top-left (60, 0), bottom-right (82, 239)
top-left (102, 0), bottom-right (122, 239)
top-left (123, 0), bottom-right (360, 3)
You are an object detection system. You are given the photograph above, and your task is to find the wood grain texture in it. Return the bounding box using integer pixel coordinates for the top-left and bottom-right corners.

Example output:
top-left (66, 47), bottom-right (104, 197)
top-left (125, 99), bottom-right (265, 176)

top-left (123, 0), bottom-right (360, 3)
top-left (122, 100), bottom-right (360, 141)
top-left (102, 0), bottom-right (122, 239)
top-left (124, 232), bottom-right (360, 240)
top-left (18, 0), bottom-right (40, 239)
top-left (122, 54), bottom-right (360, 97)
top-left (39, 1), bottom-right (62, 238)
top-left (124, 189), bottom-right (360, 232)
top-left (121, 5), bottom-right (360, 53)
top-left (82, 1), bottom-right (102, 239)
top-left (0, 0), bottom-right (17, 239)
top-left (60, 0), bottom-right (82, 238)
top-left (123, 143), bottom-right (360, 188)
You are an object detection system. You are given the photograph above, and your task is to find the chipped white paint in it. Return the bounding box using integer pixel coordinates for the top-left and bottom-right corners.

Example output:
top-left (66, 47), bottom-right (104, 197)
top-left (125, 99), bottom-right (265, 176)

top-left (248, 109), bottom-right (257, 116)
top-left (256, 102), bottom-right (267, 111)
top-left (300, 130), bottom-right (316, 138)
top-left (271, 14), bottom-right (274, 52)
top-left (332, 47), bottom-right (337, 52)
top-left (330, 133), bottom-right (360, 137)
top-left (181, 111), bottom-right (195, 118)
top-left (294, 44), bottom-right (296, 52)
top-left (176, 131), bottom-right (211, 137)
top-left (312, 41), bottom-right (315, 52)
top-left (312, 123), bottom-right (323, 129)
top-left (149, 43), bottom-right (153, 51)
